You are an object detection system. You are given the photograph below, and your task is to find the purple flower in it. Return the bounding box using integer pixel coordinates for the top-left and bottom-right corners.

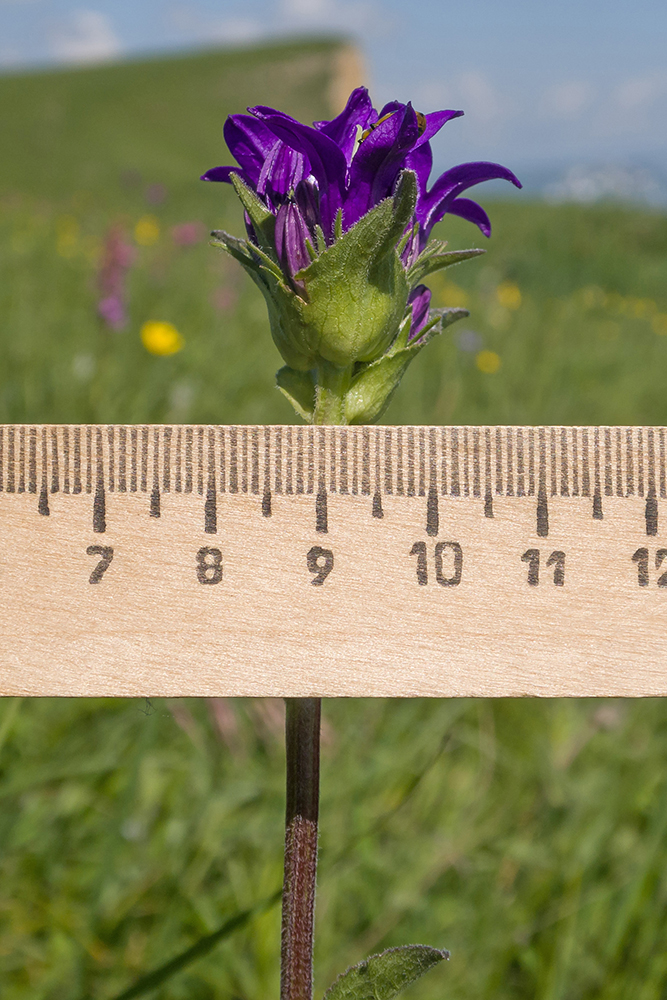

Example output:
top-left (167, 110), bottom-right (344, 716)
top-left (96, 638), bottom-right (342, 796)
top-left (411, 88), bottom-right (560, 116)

top-left (97, 294), bottom-right (126, 330)
top-left (202, 87), bottom-right (521, 265)
top-left (203, 89), bottom-right (521, 423)
top-left (97, 225), bottom-right (135, 331)
top-left (408, 285), bottom-right (432, 342)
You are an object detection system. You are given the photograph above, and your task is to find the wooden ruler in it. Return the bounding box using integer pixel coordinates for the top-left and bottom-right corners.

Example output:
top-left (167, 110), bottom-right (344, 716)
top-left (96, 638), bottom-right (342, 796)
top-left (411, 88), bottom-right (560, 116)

top-left (0, 424), bottom-right (665, 698)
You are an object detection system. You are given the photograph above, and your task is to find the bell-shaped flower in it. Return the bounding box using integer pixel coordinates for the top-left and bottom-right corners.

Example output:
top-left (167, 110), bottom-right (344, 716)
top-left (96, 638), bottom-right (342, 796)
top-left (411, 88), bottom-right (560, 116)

top-left (202, 88), bottom-right (521, 423)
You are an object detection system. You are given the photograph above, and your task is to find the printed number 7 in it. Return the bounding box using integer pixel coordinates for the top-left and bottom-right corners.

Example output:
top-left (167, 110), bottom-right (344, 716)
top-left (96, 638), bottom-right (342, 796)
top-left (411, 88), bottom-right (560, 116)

top-left (86, 545), bottom-right (114, 584)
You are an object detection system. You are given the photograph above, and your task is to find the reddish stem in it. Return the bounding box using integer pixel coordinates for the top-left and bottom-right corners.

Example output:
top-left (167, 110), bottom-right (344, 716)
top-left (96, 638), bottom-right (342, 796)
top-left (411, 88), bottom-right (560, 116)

top-left (281, 698), bottom-right (321, 1000)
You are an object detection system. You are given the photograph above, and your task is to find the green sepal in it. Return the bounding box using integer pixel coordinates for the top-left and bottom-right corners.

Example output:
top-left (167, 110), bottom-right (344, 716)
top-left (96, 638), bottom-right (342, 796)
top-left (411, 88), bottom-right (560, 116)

top-left (230, 173), bottom-right (277, 256)
top-left (276, 366), bottom-right (315, 422)
top-left (322, 945), bottom-right (449, 1000)
top-left (211, 230), bottom-right (317, 370)
top-left (426, 306), bottom-right (470, 335)
top-left (344, 306), bottom-right (468, 424)
top-left (291, 171), bottom-right (418, 367)
top-left (396, 221), bottom-right (419, 260)
top-left (210, 229), bottom-right (258, 269)
top-left (407, 242), bottom-right (485, 285)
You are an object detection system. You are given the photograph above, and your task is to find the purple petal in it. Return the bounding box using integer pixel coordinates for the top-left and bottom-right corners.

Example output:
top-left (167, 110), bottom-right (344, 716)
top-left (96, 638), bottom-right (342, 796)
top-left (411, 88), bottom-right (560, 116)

top-left (423, 161), bottom-right (522, 233)
top-left (408, 285), bottom-right (432, 341)
top-left (344, 104), bottom-right (421, 227)
top-left (223, 114), bottom-right (281, 186)
top-left (256, 141), bottom-right (308, 204)
top-left (415, 109), bottom-right (464, 147)
top-left (294, 177), bottom-right (321, 233)
top-left (250, 108), bottom-right (347, 236)
top-left (250, 108), bottom-right (347, 190)
top-left (314, 87), bottom-right (375, 163)
top-left (446, 197), bottom-right (492, 237)
top-left (98, 294), bottom-right (127, 330)
top-left (274, 201), bottom-right (311, 291)
top-left (377, 100), bottom-right (405, 118)
top-left (201, 165), bottom-right (247, 183)
top-left (404, 142), bottom-right (433, 198)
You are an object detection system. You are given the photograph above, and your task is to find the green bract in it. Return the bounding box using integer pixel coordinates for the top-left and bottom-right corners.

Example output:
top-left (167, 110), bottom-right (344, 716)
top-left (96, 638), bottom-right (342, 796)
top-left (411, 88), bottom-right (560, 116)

top-left (212, 169), bottom-right (484, 424)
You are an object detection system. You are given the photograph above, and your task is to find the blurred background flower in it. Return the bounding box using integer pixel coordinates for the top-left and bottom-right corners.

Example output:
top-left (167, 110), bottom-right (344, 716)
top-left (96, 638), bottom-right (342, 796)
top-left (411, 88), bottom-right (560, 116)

top-left (141, 319), bottom-right (184, 355)
top-left (96, 223), bottom-right (135, 330)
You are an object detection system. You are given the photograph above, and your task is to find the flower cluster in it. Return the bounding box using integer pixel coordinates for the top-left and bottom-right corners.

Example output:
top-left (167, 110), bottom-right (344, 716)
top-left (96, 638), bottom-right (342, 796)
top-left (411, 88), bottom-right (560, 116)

top-left (202, 87), bottom-right (520, 423)
top-left (97, 225), bottom-right (135, 331)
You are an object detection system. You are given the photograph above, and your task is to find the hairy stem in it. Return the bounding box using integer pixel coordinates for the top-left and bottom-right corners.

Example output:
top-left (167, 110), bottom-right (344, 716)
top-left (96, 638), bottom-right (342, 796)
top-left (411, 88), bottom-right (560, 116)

top-left (312, 362), bottom-right (352, 425)
top-left (281, 698), bottom-right (321, 1000)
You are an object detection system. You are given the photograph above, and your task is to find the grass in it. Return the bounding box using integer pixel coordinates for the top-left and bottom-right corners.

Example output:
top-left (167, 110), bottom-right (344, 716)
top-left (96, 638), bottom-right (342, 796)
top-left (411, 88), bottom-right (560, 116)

top-left (1, 38), bottom-right (667, 1000)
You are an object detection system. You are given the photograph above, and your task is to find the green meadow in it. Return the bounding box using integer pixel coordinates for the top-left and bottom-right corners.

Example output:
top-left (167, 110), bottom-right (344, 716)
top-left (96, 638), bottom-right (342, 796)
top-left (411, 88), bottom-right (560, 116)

top-left (1, 38), bottom-right (667, 1000)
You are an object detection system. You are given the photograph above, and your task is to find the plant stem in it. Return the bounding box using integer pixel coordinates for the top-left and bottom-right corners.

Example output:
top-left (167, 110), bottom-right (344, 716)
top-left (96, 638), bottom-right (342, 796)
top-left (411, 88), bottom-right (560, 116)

top-left (313, 362), bottom-right (352, 425)
top-left (281, 698), bottom-right (321, 1000)
top-left (281, 366), bottom-right (346, 1000)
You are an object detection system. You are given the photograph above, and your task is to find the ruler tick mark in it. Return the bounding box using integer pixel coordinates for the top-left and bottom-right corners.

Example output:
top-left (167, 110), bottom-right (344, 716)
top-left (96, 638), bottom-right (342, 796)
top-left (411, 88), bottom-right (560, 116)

top-left (536, 489), bottom-right (549, 537)
top-left (593, 487), bottom-right (603, 520)
top-left (93, 482), bottom-right (106, 533)
top-left (262, 488), bottom-right (272, 517)
top-left (316, 490), bottom-right (328, 533)
top-left (204, 486), bottom-right (217, 534)
top-left (646, 492), bottom-right (658, 536)
top-left (372, 490), bottom-right (384, 518)
top-left (426, 487), bottom-right (439, 536)
top-left (38, 484), bottom-right (49, 516)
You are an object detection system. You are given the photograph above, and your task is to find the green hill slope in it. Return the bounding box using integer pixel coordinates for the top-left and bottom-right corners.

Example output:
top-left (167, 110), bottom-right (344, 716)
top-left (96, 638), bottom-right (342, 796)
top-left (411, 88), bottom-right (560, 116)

top-left (0, 38), bottom-right (347, 205)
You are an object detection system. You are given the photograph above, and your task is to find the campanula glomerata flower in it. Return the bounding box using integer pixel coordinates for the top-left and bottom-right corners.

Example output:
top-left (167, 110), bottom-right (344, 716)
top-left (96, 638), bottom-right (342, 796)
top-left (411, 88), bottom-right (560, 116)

top-left (202, 87), bottom-right (521, 424)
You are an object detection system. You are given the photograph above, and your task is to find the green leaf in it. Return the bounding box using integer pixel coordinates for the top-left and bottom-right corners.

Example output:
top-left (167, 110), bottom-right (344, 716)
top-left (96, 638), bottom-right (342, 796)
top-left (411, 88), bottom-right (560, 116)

top-left (323, 945), bottom-right (449, 1000)
top-left (413, 306), bottom-right (470, 346)
top-left (291, 175), bottom-right (416, 367)
top-left (344, 306), bottom-right (468, 423)
top-left (210, 228), bottom-right (285, 282)
top-left (229, 173), bottom-right (276, 254)
top-left (103, 890), bottom-right (281, 1000)
top-left (407, 244), bottom-right (485, 285)
top-left (276, 365), bottom-right (316, 421)
top-left (389, 170), bottom-right (418, 247)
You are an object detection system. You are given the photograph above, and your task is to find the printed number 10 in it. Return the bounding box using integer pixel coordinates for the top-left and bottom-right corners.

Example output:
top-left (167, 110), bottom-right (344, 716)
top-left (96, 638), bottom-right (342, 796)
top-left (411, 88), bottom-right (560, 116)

top-left (410, 542), bottom-right (463, 586)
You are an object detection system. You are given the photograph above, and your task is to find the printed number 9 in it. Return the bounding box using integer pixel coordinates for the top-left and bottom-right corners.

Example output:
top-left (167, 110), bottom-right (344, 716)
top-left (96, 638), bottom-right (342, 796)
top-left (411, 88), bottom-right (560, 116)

top-left (307, 546), bottom-right (334, 586)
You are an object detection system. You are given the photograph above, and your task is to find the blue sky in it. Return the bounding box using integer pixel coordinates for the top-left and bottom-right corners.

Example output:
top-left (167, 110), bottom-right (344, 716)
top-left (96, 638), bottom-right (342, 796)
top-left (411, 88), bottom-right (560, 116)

top-left (2, 0), bottom-right (666, 171)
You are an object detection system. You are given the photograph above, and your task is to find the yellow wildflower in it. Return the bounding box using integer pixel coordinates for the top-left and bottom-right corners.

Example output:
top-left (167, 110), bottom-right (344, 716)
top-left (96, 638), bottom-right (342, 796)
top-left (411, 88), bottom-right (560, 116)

top-left (135, 215), bottom-right (160, 246)
top-left (436, 280), bottom-right (469, 308)
top-left (496, 282), bottom-right (521, 310)
top-left (56, 216), bottom-right (79, 258)
top-left (652, 314), bottom-right (667, 336)
top-left (476, 350), bottom-right (501, 374)
top-left (141, 321), bottom-right (184, 356)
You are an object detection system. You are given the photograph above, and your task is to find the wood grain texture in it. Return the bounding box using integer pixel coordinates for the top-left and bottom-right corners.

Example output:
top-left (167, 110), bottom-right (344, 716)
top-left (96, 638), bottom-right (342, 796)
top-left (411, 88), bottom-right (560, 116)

top-left (0, 425), bottom-right (665, 697)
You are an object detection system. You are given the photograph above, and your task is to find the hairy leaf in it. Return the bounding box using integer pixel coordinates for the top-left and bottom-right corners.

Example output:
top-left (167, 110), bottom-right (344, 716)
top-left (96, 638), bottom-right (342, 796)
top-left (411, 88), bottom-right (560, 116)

top-left (276, 365), bottom-right (316, 421)
top-left (323, 945), bottom-right (449, 1000)
top-left (407, 245), bottom-right (485, 285)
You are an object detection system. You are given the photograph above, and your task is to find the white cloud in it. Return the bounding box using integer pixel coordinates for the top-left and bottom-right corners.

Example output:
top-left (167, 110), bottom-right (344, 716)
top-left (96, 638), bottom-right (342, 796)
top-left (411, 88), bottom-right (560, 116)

top-left (541, 80), bottom-right (595, 119)
top-left (50, 9), bottom-right (121, 65)
top-left (613, 73), bottom-right (667, 113)
top-left (414, 72), bottom-right (507, 124)
top-left (0, 45), bottom-right (23, 66)
top-left (279, 0), bottom-right (383, 34)
top-left (167, 5), bottom-right (265, 44)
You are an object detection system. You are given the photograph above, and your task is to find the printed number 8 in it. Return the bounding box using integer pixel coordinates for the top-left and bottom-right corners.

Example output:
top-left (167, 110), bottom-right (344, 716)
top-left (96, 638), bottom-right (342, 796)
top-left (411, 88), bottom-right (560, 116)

top-left (197, 547), bottom-right (222, 585)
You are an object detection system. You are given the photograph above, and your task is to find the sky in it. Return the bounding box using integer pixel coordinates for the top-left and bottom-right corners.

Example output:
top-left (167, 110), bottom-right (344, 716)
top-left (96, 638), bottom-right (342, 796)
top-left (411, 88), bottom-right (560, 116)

top-left (1, 0), bottom-right (666, 177)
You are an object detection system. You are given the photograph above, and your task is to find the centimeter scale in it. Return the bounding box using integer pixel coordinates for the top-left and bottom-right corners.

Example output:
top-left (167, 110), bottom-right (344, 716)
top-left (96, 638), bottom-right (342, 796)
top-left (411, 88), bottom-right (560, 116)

top-left (0, 424), bottom-right (665, 698)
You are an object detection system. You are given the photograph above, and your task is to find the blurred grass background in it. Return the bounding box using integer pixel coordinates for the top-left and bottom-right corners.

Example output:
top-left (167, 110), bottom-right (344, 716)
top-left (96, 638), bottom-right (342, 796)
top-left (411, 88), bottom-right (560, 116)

top-left (1, 37), bottom-right (667, 1000)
